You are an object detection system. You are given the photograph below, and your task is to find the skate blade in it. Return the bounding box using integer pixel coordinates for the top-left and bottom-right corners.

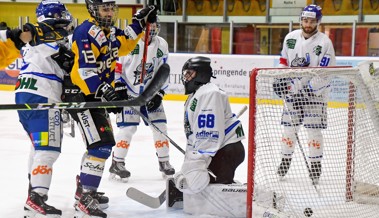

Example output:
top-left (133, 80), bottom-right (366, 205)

top-left (74, 200), bottom-right (108, 210)
top-left (162, 173), bottom-right (174, 179)
top-left (24, 208), bottom-right (61, 218)
top-left (109, 173), bottom-right (129, 183)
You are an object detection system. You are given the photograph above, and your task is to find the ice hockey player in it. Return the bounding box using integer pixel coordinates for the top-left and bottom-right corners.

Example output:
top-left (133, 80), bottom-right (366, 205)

top-left (15, 1), bottom-right (74, 217)
top-left (109, 17), bottom-right (174, 182)
top-left (167, 56), bottom-right (246, 216)
top-left (0, 17), bottom-right (70, 68)
top-left (62, 0), bottom-right (157, 217)
top-left (274, 4), bottom-right (336, 185)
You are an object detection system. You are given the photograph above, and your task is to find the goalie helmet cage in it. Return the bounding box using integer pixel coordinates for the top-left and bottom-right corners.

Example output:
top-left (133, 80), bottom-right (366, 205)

top-left (247, 66), bottom-right (379, 218)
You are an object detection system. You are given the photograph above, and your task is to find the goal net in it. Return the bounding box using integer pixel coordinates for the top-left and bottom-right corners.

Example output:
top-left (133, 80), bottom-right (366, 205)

top-left (247, 63), bottom-right (379, 218)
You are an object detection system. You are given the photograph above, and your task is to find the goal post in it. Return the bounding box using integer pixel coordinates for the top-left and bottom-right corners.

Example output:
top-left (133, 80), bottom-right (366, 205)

top-left (247, 64), bottom-right (379, 218)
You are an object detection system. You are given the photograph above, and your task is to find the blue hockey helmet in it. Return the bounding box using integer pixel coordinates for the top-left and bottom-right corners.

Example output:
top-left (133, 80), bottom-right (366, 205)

top-left (36, 0), bottom-right (72, 22)
top-left (301, 4), bottom-right (322, 22)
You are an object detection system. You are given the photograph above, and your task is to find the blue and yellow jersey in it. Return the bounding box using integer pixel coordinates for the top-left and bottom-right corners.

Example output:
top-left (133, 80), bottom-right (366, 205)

top-left (70, 18), bottom-right (143, 95)
top-left (0, 30), bottom-right (21, 69)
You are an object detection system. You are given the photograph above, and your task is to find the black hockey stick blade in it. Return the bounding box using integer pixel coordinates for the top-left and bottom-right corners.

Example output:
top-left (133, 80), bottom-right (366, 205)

top-left (126, 187), bottom-right (166, 209)
top-left (0, 64), bottom-right (169, 111)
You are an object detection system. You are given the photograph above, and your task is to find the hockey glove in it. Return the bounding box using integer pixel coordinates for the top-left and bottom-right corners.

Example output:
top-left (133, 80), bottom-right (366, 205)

top-left (95, 82), bottom-right (123, 114)
top-left (23, 18), bottom-right (71, 46)
top-left (51, 45), bottom-right (75, 74)
top-left (114, 82), bottom-right (128, 100)
top-left (273, 78), bottom-right (290, 98)
top-left (146, 89), bottom-right (164, 112)
top-left (289, 78), bottom-right (303, 94)
top-left (132, 5), bottom-right (157, 29)
top-left (6, 28), bottom-right (24, 50)
top-left (307, 76), bottom-right (330, 97)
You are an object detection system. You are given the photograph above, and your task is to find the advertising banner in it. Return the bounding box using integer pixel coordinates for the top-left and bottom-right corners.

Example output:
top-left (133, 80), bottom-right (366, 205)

top-left (2, 54), bottom-right (379, 102)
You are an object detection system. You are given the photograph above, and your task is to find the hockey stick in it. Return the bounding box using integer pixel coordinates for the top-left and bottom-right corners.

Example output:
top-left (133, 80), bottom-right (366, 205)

top-left (0, 64), bottom-right (169, 111)
top-left (283, 101), bottom-right (321, 196)
top-left (130, 107), bottom-right (186, 154)
top-left (139, 22), bottom-right (150, 94)
top-left (131, 105), bottom-right (248, 155)
top-left (126, 105), bottom-right (248, 208)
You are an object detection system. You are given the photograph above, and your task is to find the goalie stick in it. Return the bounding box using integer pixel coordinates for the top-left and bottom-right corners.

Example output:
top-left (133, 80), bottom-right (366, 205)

top-left (126, 105), bottom-right (248, 208)
top-left (0, 64), bottom-right (169, 111)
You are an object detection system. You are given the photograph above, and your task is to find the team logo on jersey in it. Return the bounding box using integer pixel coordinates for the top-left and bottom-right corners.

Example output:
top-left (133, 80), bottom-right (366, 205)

top-left (184, 111), bottom-right (192, 138)
top-left (157, 48), bottom-right (164, 58)
top-left (369, 62), bottom-right (375, 75)
top-left (235, 125), bottom-right (245, 138)
top-left (286, 39), bottom-right (296, 49)
top-left (131, 44), bottom-right (140, 55)
top-left (290, 53), bottom-right (310, 67)
top-left (195, 130), bottom-right (219, 141)
top-left (15, 77), bottom-right (38, 91)
top-left (190, 98), bottom-right (197, 111)
top-left (133, 62), bottom-right (153, 85)
top-left (313, 45), bottom-right (322, 56)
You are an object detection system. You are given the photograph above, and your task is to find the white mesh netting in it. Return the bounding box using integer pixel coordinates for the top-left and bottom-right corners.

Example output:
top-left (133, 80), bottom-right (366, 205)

top-left (249, 64), bottom-right (379, 218)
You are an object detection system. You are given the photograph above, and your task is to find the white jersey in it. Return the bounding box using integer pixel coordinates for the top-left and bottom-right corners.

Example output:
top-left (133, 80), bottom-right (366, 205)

top-left (15, 42), bottom-right (66, 102)
top-left (279, 29), bottom-right (336, 67)
top-left (184, 83), bottom-right (245, 158)
top-left (115, 35), bottom-right (169, 97)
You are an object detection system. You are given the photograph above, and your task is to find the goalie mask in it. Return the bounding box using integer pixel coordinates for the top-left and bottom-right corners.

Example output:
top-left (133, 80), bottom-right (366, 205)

top-left (85, 0), bottom-right (118, 28)
top-left (181, 56), bottom-right (213, 95)
top-left (300, 4), bottom-right (322, 36)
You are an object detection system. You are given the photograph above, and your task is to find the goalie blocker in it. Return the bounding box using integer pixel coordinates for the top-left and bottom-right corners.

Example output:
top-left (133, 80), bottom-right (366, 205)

top-left (167, 178), bottom-right (289, 218)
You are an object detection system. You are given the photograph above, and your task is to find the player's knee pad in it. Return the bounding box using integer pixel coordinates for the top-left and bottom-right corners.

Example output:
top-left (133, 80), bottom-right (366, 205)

top-left (151, 122), bottom-right (167, 140)
top-left (306, 129), bottom-right (324, 159)
top-left (116, 125), bottom-right (137, 142)
top-left (87, 145), bottom-right (113, 159)
top-left (281, 126), bottom-right (299, 151)
top-left (33, 150), bottom-right (60, 165)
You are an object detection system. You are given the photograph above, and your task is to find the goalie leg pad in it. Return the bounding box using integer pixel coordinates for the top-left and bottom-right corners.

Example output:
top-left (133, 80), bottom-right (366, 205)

top-left (183, 183), bottom-right (247, 217)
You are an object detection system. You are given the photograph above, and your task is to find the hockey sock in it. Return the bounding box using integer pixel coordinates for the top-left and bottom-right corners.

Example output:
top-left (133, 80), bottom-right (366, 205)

top-left (80, 155), bottom-right (106, 190)
top-left (30, 151), bottom-right (59, 195)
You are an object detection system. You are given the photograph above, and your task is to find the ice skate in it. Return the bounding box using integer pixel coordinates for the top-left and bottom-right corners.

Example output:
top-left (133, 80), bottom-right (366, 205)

top-left (277, 158), bottom-right (292, 180)
top-left (24, 191), bottom-right (61, 218)
top-left (74, 191), bottom-right (107, 218)
top-left (310, 161), bottom-right (322, 185)
top-left (74, 175), bottom-right (109, 210)
top-left (109, 160), bottom-right (130, 182)
top-left (159, 160), bottom-right (175, 178)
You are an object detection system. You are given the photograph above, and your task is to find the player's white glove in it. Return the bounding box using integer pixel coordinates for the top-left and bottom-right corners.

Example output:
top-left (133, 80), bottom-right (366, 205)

top-left (289, 78), bottom-right (303, 94)
top-left (307, 76), bottom-right (330, 96)
top-left (174, 159), bottom-right (210, 195)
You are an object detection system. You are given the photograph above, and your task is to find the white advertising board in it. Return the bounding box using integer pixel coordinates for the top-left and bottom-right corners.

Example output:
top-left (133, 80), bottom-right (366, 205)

top-left (166, 54), bottom-right (379, 101)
